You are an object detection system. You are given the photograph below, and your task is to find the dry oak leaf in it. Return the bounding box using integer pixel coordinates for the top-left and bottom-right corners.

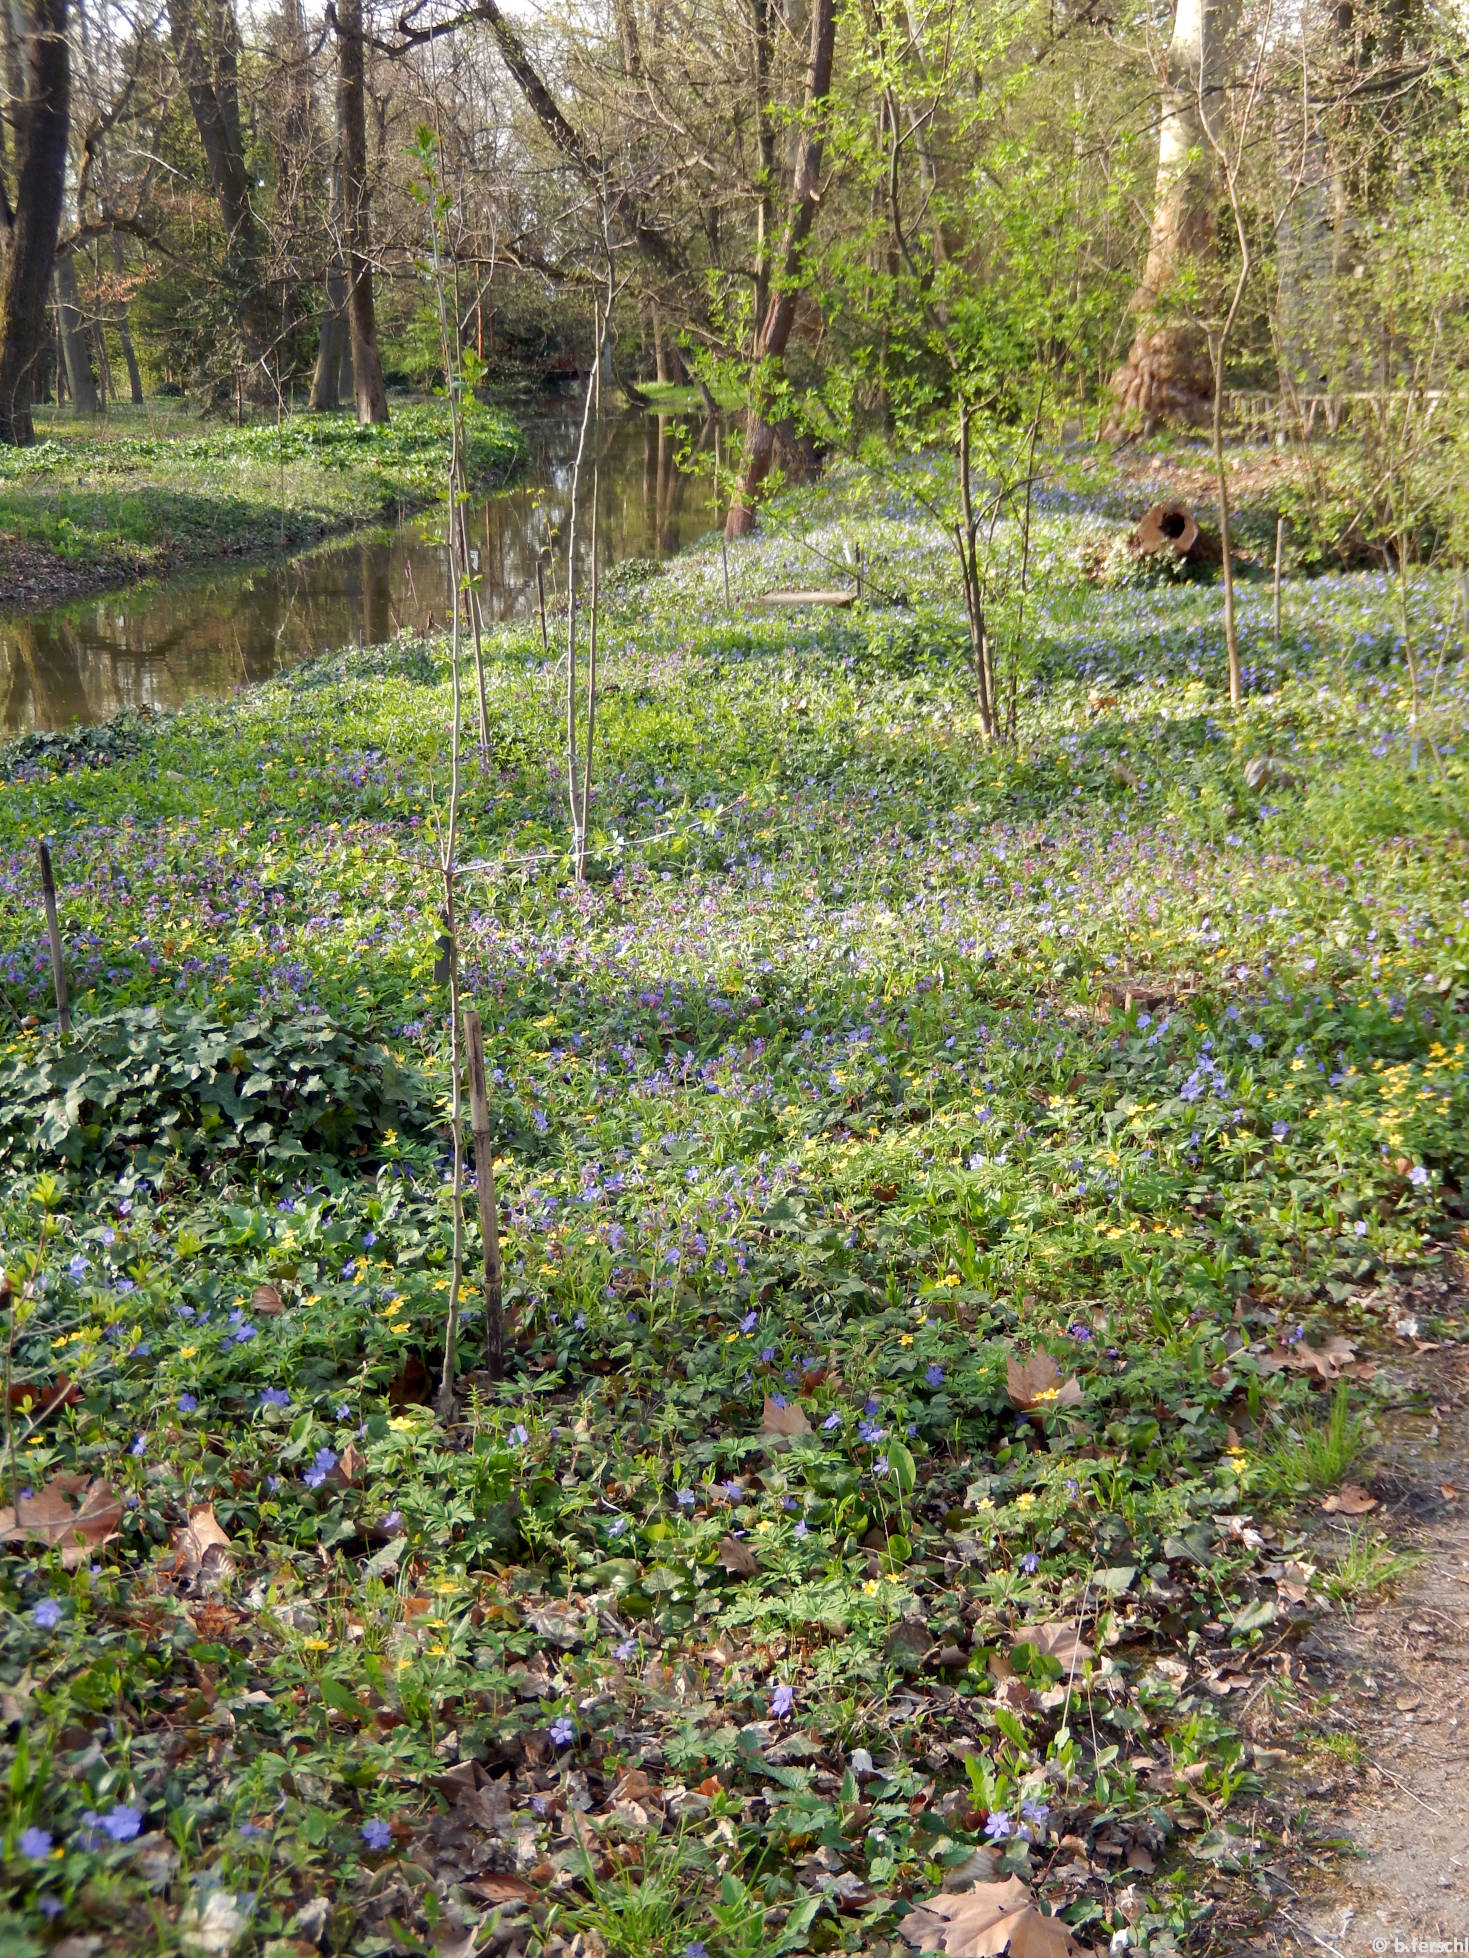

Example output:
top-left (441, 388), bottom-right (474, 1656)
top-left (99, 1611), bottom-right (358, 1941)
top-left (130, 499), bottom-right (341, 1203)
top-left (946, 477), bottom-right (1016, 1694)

top-left (762, 1394), bottom-right (813, 1438)
top-left (1005, 1352), bottom-right (1083, 1414)
top-left (1019, 1622), bottom-right (1095, 1676)
top-left (900, 1874), bottom-right (1090, 1958)
top-left (171, 1503), bottom-right (233, 1578)
top-left (327, 1442), bottom-right (366, 1489)
top-left (717, 1535), bottom-right (759, 1576)
top-left (251, 1283), bottom-right (285, 1316)
top-left (1321, 1483), bottom-right (1377, 1515)
top-left (0, 1474), bottom-right (122, 1569)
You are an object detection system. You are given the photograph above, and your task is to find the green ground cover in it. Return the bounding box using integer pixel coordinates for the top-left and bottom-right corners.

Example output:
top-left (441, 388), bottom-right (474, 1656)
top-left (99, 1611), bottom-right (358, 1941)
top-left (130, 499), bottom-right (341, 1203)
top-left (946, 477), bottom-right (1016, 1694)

top-left (0, 403), bottom-right (525, 605)
top-left (0, 457), bottom-right (1466, 1957)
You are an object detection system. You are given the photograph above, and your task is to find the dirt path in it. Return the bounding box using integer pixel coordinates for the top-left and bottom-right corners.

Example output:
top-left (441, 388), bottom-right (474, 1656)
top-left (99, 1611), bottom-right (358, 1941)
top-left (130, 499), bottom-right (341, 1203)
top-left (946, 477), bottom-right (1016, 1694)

top-left (1256, 1306), bottom-right (1469, 1958)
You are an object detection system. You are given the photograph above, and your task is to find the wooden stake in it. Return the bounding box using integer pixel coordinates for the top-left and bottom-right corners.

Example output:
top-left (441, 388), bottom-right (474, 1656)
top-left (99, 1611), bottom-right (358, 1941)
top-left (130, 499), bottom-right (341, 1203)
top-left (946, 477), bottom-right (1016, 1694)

top-left (1273, 517), bottom-right (1285, 648)
top-left (535, 556), bottom-right (549, 654)
top-left (462, 1009), bottom-right (504, 1379)
top-left (36, 841), bottom-right (70, 1035)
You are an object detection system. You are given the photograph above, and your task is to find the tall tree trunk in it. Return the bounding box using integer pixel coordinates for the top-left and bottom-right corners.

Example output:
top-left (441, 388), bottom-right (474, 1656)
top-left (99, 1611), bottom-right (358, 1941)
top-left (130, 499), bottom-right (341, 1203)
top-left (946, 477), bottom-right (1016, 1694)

top-left (54, 252), bottom-right (98, 414)
top-left (725, 0), bottom-right (837, 538)
top-left (0, 0), bottom-right (70, 446)
top-left (310, 145), bottom-right (350, 411)
top-left (112, 237), bottom-right (143, 404)
top-left (1107, 0), bottom-right (1234, 434)
top-left (165, 0), bottom-right (276, 374)
top-left (337, 0), bottom-right (388, 425)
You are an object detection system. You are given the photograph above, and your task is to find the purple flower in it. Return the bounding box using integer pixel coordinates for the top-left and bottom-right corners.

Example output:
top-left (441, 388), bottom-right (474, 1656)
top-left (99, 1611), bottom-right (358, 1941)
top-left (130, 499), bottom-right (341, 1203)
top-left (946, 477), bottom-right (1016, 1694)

top-left (770, 1683), bottom-right (795, 1718)
top-left (683, 1944), bottom-right (710, 1958)
top-left (32, 1599), bottom-right (63, 1630)
top-left (1021, 1799), bottom-right (1051, 1830)
top-left (676, 1488), bottom-right (695, 1509)
top-left (794, 1520), bottom-right (809, 1539)
top-left (925, 1364), bottom-right (945, 1387)
top-left (177, 1393), bottom-right (198, 1413)
top-left (129, 1434), bottom-right (147, 1458)
top-left (361, 1817), bottom-right (393, 1851)
top-left (102, 1805), bottom-right (142, 1843)
top-left (760, 1345), bottom-right (777, 1363)
top-left (1067, 1321), bottom-right (1093, 1342)
top-left (822, 1412), bottom-right (841, 1431)
top-left (549, 1716), bottom-right (575, 1747)
top-left (38, 1898), bottom-right (63, 1921)
top-left (770, 1392), bottom-right (788, 1409)
top-left (335, 1404), bottom-right (351, 1420)
top-left (858, 1420), bottom-right (887, 1445)
top-left (984, 1810), bottom-right (1013, 1840)
top-left (1020, 1551), bottom-right (1040, 1574)
top-left (873, 1455), bottom-right (890, 1477)
top-left (304, 1447), bottom-right (338, 1489)
top-left (614, 1639), bottom-right (637, 1662)
top-left (19, 1826), bottom-right (53, 1859)
top-left (509, 1423), bottom-right (529, 1447)
top-left (1409, 1164), bottom-right (1430, 1188)
top-left (740, 1311), bottom-right (758, 1333)
top-left (259, 1388), bottom-right (290, 1408)
top-left (381, 1509), bottom-right (403, 1533)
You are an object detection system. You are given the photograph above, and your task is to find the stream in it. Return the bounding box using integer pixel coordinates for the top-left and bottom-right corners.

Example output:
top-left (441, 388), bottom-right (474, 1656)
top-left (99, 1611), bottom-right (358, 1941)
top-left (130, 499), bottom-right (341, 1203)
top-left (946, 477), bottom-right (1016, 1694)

top-left (0, 410), bottom-right (720, 736)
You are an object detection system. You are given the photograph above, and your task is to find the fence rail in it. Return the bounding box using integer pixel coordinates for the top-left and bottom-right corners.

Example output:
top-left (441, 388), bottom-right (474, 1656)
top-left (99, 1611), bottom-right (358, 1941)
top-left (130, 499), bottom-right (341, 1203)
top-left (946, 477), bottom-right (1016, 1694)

top-left (1222, 389), bottom-right (1454, 439)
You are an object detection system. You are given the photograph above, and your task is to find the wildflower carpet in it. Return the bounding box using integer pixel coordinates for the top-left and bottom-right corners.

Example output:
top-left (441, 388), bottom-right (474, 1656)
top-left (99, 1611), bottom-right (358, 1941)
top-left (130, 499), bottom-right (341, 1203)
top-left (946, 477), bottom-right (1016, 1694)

top-left (0, 459), bottom-right (1466, 1957)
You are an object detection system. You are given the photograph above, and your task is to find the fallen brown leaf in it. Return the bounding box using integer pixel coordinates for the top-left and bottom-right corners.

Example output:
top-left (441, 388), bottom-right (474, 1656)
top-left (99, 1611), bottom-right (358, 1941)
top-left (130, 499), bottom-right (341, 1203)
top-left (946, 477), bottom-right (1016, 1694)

top-left (900, 1874), bottom-right (1090, 1957)
top-left (328, 1442), bottom-right (366, 1489)
top-left (171, 1503), bottom-right (233, 1579)
top-left (1006, 1352), bottom-right (1083, 1413)
top-left (0, 1474), bottom-right (123, 1569)
top-left (464, 1873), bottom-right (534, 1905)
top-left (1321, 1483), bottom-right (1377, 1515)
top-left (762, 1394), bottom-right (812, 1438)
top-left (252, 1283), bottom-right (285, 1316)
top-left (7, 1373), bottom-right (81, 1415)
top-left (717, 1535), bottom-right (759, 1576)
top-left (1020, 1622), bottom-right (1094, 1676)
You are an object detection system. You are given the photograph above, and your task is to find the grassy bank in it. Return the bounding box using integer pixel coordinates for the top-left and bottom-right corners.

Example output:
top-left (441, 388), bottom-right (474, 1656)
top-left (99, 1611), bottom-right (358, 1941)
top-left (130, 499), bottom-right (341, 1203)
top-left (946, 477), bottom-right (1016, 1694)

top-left (0, 458), bottom-right (1466, 1958)
top-left (0, 401), bottom-right (526, 610)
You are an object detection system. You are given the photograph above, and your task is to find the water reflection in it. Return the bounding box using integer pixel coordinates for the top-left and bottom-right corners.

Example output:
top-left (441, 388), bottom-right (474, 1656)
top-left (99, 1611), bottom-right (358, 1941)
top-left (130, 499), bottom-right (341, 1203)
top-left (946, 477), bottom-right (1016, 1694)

top-left (0, 410), bottom-right (718, 734)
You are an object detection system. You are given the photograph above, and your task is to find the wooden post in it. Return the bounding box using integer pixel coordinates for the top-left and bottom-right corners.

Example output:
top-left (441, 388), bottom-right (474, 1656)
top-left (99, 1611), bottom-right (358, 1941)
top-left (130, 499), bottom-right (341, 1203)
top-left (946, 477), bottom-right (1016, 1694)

top-left (36, 841), bottom-right (71, 1035)
top-left (1272, 518), bottom-right (1284, 648)
top-left (462, 1009), bottom-right (504, 1379)
top-left (535, 556), bottom-right (549, 654)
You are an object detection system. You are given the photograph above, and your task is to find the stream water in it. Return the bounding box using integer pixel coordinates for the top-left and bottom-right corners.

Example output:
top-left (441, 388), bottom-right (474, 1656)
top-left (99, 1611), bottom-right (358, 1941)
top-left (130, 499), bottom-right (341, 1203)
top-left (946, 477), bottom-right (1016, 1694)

top-left (0, 410), bottom-right (720, 736)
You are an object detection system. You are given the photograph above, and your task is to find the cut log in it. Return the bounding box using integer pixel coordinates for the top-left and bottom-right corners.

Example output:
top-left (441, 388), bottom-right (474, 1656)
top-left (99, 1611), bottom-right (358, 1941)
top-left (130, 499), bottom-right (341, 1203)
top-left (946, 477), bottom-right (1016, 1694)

top-left (1129, 501), bottom-right (1199, 559)
top-left (759, 589), bottom-right (855, 608)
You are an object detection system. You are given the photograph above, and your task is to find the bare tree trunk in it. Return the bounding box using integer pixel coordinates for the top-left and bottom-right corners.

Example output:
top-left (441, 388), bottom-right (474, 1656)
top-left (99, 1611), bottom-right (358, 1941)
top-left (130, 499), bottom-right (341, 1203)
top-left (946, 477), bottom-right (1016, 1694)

top-left (337, 0), bottom-right (389, 425)
top-left (0, 0), bottom-right (70, 446)
top-left (54, 253), bottom-right (98, 415)
top-left (1108, 0), bottom-right (1235, 433)
top-left (725, 0), bottom-right (837, 537)
top-left (112, 238), bottom-right (144, 404)
top-left (166, 0), bottom-right (276, 373)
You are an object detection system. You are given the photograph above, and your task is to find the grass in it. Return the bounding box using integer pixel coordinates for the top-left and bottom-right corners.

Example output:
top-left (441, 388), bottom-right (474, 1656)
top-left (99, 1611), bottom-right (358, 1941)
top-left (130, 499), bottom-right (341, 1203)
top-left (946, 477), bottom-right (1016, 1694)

top-left (0, 398), bottom-right (525, 605)
top-left (1259, 1387), bottom-right (1368, 1498)
top-left (0, 445), bottom-right (1464, 1955)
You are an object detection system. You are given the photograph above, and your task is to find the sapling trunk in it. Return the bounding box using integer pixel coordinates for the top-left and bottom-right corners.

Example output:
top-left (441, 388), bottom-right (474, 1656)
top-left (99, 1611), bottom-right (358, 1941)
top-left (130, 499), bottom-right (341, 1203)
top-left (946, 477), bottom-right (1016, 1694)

top-left (37, 840), bottom-right (70, 1035)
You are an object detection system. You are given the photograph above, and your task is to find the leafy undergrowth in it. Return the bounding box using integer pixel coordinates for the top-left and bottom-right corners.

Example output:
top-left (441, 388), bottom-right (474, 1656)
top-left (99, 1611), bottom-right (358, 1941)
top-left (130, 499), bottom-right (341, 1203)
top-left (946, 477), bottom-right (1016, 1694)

top-left (0, 403), bottom-right (525, 606)
top-left (0, 461), bottom-right (1467, 1958)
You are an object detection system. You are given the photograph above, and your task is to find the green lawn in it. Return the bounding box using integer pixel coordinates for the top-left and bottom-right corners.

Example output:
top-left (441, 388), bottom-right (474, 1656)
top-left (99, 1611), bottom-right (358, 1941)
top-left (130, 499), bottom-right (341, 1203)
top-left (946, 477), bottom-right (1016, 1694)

top-left (0, 456), bottom-right (1464, 1955)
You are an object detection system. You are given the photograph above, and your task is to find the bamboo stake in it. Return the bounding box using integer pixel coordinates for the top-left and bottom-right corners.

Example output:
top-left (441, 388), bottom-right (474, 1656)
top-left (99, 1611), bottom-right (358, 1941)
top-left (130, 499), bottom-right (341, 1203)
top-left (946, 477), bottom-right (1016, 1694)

top-left (37, 841), bottom-right (71, 1034)
top-left (462, 1009), bottom-right (504, 1379)
top-left (1273, 517), bottom-right (1285, 648)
